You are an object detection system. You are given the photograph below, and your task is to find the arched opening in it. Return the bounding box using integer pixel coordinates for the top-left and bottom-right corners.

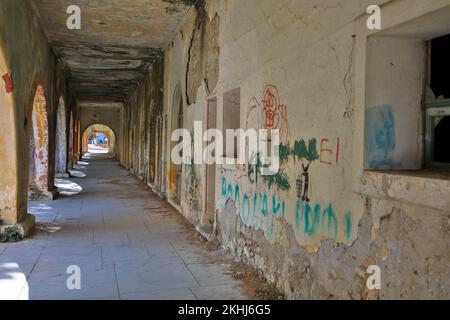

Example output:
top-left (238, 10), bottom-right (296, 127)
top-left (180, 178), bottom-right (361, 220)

top-left (55, 97), bottom-right (68, 177)
top-left (0, 48), bottom-right (19, 224)
top-left (138, 101), bottom-right (146, 179)
top-left (82, 124), bottom-right (116, 155)
top-left (68, 111), bottom-right (74, 168)
top-left (169, 85), bottom-right (183, 203)
top-left (28, 84), bottom-right (51, 200)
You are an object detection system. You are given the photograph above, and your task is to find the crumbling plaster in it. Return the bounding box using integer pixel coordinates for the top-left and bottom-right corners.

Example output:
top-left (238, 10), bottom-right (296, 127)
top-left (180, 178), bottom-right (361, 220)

top-left (159, 0), bottom-right (450, 299)
top-left (1, 0), bottom-right (448, 299)
top-left (121, 60), bottom-right (164, 188)
top-left (33, 0), bottom-right (189, 102)
top-left (0, 0), bottom-right (75, 230)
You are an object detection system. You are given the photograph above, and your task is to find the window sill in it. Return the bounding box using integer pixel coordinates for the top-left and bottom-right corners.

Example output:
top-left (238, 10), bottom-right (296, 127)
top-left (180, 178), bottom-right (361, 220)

top-left (358, 169), bottom-right (450, 212)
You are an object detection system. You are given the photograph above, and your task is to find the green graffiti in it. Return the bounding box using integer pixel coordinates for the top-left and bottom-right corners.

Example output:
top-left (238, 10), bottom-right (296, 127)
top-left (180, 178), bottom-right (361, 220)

top-left (279, 143), bottom-right (291, 165)
top-left (261, 193), bottom-right (269, 216)
top-left (246, 139), bottom-right (320, 192)
top-left (292, 138), bottom-right (319, 163)
top-left (304, 203), bottom-right (321, 236)
top-left (220, 177), bottom-right (285, 239)
top-left (263, 168), bottom-right (291, 191)
top-left (234, 184), bottom-right (240, 204)
top-left (221, 177), bottom-right (233, 201)
top-left (242, 194), bottom-right (250, 223)
top-left (322, 204), bottom-right (338, 239)
top-left (272, 196), bottom-right (285, 219)
top-left (248, 152), bottom-right (262, 184)
top-left (344, 211), bottom-right (352, 243)
top-left (252, 192), bottom-right (260, 229)
top-left (221, 177), bottom-right (227, 197)
top-left (296, 199), bottom-right (340, 240)
top-left (295, 198), bottom-right (302, 226)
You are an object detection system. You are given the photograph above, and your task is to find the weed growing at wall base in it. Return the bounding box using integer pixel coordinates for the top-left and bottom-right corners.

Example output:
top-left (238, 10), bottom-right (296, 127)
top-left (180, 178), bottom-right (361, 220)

top-left (0, 226), bottom-right (22, 243)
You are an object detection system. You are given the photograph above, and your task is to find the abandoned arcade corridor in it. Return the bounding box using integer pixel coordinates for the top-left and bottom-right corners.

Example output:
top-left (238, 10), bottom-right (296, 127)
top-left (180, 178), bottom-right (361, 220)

top-left (1, 149), bottom-right (247, 300)
top-left (1, 0), bottom-right (450, 301)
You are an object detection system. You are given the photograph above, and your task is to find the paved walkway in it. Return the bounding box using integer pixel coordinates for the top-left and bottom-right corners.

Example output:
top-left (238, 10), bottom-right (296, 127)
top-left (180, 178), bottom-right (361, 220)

top-left (0, 151), bottom-right (247, 300)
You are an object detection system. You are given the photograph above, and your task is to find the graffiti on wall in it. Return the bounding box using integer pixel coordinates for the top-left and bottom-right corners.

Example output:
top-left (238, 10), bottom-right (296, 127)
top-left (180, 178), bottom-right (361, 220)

top-left (246, 137), bottom-right (338, 197)
top-left (365, 105), bottom-right (396, 169)
top-left (220, 176), bottom-right (353, 243)
top-left (220, 176), bottom-right (284, 238)
top-left (295, 198), bottom-right (352, 242)
top-left (246, 85), bottom-right (290, 143)
top-left (217, 83), bottom-right (353, 245)
top-left (185, 156), bottom-right (202, 213)
top-left (2, 73), bottom-right (13, 93)
top-left (30, 85), bottom-right (49, 192)
top-left (184, 128), bottom-right (202, 213)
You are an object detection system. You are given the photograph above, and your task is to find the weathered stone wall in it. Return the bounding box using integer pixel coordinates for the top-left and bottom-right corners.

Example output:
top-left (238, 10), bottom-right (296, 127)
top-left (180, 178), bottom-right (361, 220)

top-left (121, 60), bottom-right (164, 187)
top-left (0, 0), bottom-right (75, 227)
top-left (160, 0), bottom-right (450, 299)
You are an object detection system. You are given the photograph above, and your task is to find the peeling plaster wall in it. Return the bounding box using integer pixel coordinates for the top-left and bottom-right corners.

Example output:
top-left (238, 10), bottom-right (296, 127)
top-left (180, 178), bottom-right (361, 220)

top-left (55, 98), bottom-right (68, 175)
top-left (160, 0), bottom-right (450, 299)
top-left (163, 3), bottom-right (220, 225)
top-left (28, 85), bottom-right (50, 198)
top-left (121, 60), bottom-right (164, 187)
top-left (0, 0), bottom-right (74, 224)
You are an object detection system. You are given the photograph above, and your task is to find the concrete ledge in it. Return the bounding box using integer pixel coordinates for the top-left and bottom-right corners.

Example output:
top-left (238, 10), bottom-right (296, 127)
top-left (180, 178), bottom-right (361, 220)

top-left (359, 171), bottom-right (450, 212)
top-left (0, 214), bottom-right (35, 240)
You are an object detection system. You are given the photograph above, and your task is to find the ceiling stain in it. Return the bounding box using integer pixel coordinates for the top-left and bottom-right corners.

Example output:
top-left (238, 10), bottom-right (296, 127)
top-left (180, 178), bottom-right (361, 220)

top-left (33, 0), bottom-right (191, 103)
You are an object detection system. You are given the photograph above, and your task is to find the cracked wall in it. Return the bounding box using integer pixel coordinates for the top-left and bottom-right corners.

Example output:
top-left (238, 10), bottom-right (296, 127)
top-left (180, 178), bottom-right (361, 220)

top-left (121, 59), bottom-right (164, 188)
top-left (186, 3), bottom-right (220, 105)
top-left (160, 0), bottom-right (450, 299)
top-left (0, 0), bottom-right (76, 226)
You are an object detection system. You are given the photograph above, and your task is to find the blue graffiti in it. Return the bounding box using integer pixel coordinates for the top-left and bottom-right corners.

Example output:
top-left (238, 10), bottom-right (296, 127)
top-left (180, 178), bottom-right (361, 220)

top-left (296, 198), bottom-right (343, 240)
top-left (365, 105), bottom-right (397, 169)
top-left (344, 211), bottom-right (352, 244)
top-left (221, 177), bottom-right (353, 243)
top-left (220, 177), bottom-right (286, 237)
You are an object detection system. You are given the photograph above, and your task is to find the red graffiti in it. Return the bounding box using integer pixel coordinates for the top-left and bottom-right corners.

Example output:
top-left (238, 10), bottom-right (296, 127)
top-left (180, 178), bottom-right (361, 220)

top-left (246, 85), bottom-right (290, 143)
top-left (2, 72), bottom-right (13, 93)
top-left (320, 138), bottom-right (340, 166)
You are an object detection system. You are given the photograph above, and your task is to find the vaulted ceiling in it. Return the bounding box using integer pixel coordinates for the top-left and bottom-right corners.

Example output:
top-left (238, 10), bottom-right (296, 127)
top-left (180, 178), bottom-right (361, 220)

top-left (32, 0), bottom-right (190, 102)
